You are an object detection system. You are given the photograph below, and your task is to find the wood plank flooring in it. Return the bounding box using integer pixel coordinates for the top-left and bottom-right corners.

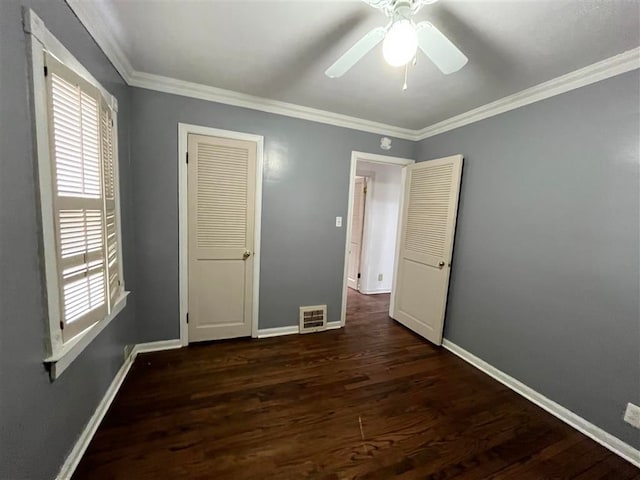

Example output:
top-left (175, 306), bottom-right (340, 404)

top-left (74, 289), bottom-right (639, 479)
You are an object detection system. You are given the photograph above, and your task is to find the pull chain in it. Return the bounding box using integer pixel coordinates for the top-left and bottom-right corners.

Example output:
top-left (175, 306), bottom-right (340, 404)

top-left (403, 56), bottom-right (417, 91)
top-left (403, 62), bottom-right (408, 91)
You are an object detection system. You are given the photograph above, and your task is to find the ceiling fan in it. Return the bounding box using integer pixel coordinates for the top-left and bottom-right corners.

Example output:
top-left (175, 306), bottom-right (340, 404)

top-left (325, 0), bottom-right (467, 79)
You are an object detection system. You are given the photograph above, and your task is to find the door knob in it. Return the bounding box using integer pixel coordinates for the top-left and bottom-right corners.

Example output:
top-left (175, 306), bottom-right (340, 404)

top-left (243, 250), bottom-right (251, 259)
top-left (438, 261), bottom-right (445, 269)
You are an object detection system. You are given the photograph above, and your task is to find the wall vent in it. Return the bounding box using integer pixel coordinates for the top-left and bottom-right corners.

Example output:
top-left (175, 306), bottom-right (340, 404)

top-left (299, 305), bottom-right (327, 334)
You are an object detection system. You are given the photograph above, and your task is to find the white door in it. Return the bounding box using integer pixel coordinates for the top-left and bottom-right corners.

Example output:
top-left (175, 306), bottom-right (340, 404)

top-left (391, 155), bottom-right (463, 345)
top-left (188, 133), bottom-right (257, 342)
top-left (348, 177), bottom-right (366, 290)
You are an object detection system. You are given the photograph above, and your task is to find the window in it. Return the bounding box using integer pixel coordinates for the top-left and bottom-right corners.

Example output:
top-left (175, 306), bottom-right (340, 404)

top-left (45, 54), bottom-right (123, 341)
top-left (25, 9), bottom-right (127, 377)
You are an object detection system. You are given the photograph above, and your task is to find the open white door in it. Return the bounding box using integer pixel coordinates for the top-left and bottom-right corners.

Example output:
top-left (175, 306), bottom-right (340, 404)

top-left (390, 155), bottom-right (463, 345)
top-left (348, 177), bottom-right (366, 290)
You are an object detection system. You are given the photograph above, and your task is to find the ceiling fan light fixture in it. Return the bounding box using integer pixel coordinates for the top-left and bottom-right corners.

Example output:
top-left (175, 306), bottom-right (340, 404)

top-left (382, 19), bottom-right (418, 67)
top-left (324, 0), bottom-right (467, 79)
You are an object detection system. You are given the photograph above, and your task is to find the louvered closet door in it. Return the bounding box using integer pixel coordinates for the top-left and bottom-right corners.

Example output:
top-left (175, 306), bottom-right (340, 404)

top-left (188, 134), bottom-right (256, 342)
top-left (391, 155), bottom-right (463, 345)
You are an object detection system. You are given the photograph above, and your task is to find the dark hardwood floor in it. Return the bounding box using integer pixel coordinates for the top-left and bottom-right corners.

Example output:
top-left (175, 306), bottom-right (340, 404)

top-left (74, 289), bottom-right (639, 479)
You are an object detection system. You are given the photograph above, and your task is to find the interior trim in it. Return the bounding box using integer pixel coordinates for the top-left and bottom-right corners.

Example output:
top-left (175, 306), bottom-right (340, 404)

top-left (55, 340), bottom-right (182, 480)
top-left (342, 152), bottom-right (415, 327)
top-left (65, 0), bottom-right (640, 142)
top-left (65, 0), bottom-right (134, 84)
top-left (358, 288), bottom-right (392, 295)
top-left (45, 293), bottom-right (129, 379)
top-left (129, 70), bottom-right (418, 140)
top-left (256, 326), bottom-right (300, 339)
top-left (414, 47), bottom-right (640, 140)
top-left (442, 339), bottom-right (640, 468)
top-left (64, 0), bottom-right (417, 141)
top-left (257, 321), bottom-right (342, 339)
top-left (178, 123), bottom-right (264, 344)
top-left (25, 7), bottom-right (127, 378)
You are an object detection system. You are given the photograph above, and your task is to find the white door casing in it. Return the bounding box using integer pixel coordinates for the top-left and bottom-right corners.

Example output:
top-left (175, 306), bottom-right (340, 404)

top-left (348, 177), bottom-right (366, 290)
top-left (187, 133), bottom-right (257, 342)
top-left (391, 155), bottom-right (463, 345)
top-left (341, 152), bottom-right (414, 326)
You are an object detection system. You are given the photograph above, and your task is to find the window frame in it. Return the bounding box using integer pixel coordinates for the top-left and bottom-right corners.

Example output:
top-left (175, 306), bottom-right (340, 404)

top-left (24, 8), bottom-right (128, 379)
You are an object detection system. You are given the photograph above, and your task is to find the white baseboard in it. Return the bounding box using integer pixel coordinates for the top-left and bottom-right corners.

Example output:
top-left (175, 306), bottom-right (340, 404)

top-left (257, 325), bottom-right (300, 338)
top-left (358, 288), bottom-right (392, 295)
top-left (132, 339), bottom-right (182, 355)
top-left (257, 321), bottom-right (343, 338)
top-left (56, 339), bottom-right (183, 480)
top-left (56, 348), bottom-right (136, 479)
top-left (442, 339), bottom-right (640, 468)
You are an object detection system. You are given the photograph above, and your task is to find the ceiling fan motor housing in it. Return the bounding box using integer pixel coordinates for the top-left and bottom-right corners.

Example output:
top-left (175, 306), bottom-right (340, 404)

top-left (387, 0), bottom-right (420, 23)
top-left (385, 0), bottom-right (438, 19)
top-left (392, 3), bottom-right (413, 23)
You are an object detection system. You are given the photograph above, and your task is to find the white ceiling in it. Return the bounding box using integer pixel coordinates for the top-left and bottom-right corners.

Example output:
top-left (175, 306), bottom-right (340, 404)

top-left (99, 0), bottom-right (639, 130)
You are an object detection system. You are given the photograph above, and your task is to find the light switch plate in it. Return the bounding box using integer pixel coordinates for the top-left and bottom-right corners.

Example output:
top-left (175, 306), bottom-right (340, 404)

top-left (335, 216), bottom-right (342, 227)
top-left (624, 402), bottom-right (640, 428)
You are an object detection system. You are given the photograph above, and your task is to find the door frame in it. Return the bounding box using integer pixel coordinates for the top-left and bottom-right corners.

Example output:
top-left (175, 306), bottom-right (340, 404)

top-left (178, 123), bottom-right (264, 345)
top-left (356, 173), bottom-right (372, 293)
top-left (348, 175), bottom-right (368, 291)
top-left (340, 151), bottom-right (414, 326)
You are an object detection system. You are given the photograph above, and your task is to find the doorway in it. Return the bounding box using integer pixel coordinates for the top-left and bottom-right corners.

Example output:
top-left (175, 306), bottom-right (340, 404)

top-left (341, 151), bottom-right (464, 348)
top-left (341, 152), bottom-right (414, 325)
top-left (178, 124), bottom-right (263, 345)
top-left (347, 176), bottom-right (367, 290)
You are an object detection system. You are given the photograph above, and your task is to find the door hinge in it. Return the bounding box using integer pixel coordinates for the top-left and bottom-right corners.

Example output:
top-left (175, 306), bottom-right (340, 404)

top-left (44, 65), bottom-right (48, 77)
top-left (186, 312), bottom-right (189, 324)
top-left (186, 152), bottom-right (189, 164)
top-left (363, 186), bottom-right (367, 194)
top-left (357, 273), bottom-right (361, 279)
top-left (59, 320), bottom-right (64, 330)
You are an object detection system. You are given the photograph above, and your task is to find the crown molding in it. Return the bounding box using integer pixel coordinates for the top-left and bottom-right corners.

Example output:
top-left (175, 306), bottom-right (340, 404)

top-left (65, 0), bottom-right (639, 143)
top-left (415, 47), bottom-right (640, 140)
top-left (65, 0), bottom-right (418, 140)
top-left (65, 0), bottom-right (134, 83)
top-left (128, 70), bottom-right (419, 140)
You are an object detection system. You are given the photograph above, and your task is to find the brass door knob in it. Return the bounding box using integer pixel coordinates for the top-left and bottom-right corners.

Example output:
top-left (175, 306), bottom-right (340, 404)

top-left (438, 261), bottom-right (445, 269)
top-left (243, 250), bottom-right (251, 259)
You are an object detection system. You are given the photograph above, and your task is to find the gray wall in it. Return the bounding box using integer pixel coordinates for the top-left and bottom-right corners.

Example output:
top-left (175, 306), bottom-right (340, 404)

top-left (129, 87), bottom-right (416, 341)
top-left (1, 0), bottom-right (637, 475)
top-left (0, 1), bottom-right (138, 478)
top-left (418, 70), bottom-right (640, 448)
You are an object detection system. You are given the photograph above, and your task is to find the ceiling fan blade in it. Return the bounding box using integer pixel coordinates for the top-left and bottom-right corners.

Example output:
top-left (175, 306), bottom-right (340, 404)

top-left (416, 21), bottom-right (468, 74)
top-left (325, 27), bottom-right (386, 78)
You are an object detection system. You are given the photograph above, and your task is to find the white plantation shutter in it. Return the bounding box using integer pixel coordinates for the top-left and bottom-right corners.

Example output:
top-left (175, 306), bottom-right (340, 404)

top-left (101, 106), bottom-right (121, 308)
top-left (45, 53), bottom-right (122, 342)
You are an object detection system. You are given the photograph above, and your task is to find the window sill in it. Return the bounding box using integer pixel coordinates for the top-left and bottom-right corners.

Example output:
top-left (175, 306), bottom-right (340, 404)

top-left (44, 291), bottom-right (130, 380)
